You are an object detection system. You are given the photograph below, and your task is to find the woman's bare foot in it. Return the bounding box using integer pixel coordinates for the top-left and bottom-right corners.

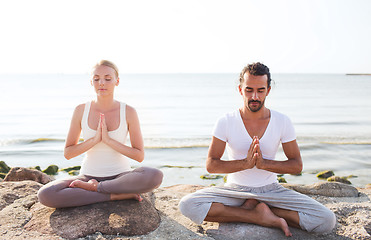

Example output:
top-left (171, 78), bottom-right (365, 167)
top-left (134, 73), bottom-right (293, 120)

top-left (69, 179), bottom-right (98, 192)
top-left (110, 193), bottom-right (143, 202)
top-left (241, 199), bottom-right (260, 210)
top-left (254, 202), bottom-right (292, 237)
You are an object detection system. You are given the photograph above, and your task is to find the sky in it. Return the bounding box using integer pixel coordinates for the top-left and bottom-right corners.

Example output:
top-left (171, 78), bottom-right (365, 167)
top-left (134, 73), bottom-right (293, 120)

top-left (0, 0), bottom-right (370, 74)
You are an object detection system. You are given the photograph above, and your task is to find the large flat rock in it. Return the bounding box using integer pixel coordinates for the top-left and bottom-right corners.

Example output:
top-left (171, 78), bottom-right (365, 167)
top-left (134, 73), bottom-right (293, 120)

top-left (24, 192), bottom-right (160, 239)
top-left (0, 181), bottom-right (370, 239)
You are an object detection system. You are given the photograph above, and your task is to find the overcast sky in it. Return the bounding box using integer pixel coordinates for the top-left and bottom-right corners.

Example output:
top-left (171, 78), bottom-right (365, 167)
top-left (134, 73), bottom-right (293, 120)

top-left (0, 0), bottom-right (370, 74)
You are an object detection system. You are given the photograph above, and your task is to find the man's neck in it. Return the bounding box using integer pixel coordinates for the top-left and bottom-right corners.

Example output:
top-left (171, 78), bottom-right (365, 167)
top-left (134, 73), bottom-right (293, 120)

top-left (240, 106), bottom-right (270, 121)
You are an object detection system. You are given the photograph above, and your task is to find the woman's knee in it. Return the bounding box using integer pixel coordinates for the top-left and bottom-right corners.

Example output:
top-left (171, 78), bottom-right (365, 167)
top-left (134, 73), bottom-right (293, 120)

top-left (141, 167), bottom-right (163, 188)
top-left (37, 185), bottom-right (58, 208)
top-left (152, 168), bottom-right (163, 187)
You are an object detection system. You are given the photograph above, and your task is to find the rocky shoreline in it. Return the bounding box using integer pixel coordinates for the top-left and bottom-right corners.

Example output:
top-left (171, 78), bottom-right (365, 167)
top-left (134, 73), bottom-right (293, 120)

top-left (0, 167), bottom-right (370, 240)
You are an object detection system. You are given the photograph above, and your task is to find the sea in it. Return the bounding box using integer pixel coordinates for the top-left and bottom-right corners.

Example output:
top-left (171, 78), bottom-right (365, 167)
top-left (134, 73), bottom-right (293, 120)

top-left (0, 73), bottom-right (370, 187)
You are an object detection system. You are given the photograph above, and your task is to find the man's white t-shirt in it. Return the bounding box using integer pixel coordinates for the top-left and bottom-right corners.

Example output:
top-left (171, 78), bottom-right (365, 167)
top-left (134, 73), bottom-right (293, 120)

top-left (213, 109), bottom-right (296, 187)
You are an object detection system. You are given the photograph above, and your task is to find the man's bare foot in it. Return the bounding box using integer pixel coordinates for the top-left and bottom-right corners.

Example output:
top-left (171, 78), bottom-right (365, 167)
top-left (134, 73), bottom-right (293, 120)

top-left (254, 202), bottom-right (292, 237)
top-left (69, 179), bottom-right (98, 192)
top-left (110, 193), bottom-right (143, 202)
top-left (241, 199), bottom-right (260, 210)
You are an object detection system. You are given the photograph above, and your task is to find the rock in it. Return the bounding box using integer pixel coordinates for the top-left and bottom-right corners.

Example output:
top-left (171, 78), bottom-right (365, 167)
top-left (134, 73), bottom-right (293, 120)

top-left (153, 184), bottom-right (370, 240)
top-left (282, 182), bottom-right (359, 197)
top-left (4, 167), bottom-right (53, 184)
top-left (59, 166), bottom-right (81, 172)
top-left (277, 177), bottom-right (287, 183)
top-left (206, 222), bottom-right (316, 240)
top-left (291, 172), bottom-right (302, 176)
top-left (200, 174), bottom-right (224, 180)
top-left (68, 170), bottom-right (80, 176)
top-left (24, 192), bottom-right (160, 239)
top-left (1, 180), bottom-right (370, 240)
top-left (327, 176), bottom-right (352, 184)
top-left (29, 166), bottom-right (42, 171)
top-left (366, 184), bottom-right (371, 189)
top-left (316, 170), bottom-right (334, 179)
top-left (329, 201), bottom-right (371, 239)
top-left (0, 161), bottom-right (11, 173)
top-left (0, 181), bottom-right (42, 211)
top-left (42, 165), bottom-right (59, 175)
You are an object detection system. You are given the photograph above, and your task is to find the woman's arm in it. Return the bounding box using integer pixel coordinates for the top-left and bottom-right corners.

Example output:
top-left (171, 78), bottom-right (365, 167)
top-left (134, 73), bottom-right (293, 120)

top-left (102, 105), bottom-right (144, 162)
top-left (64, 104), bottom-right (101, 160)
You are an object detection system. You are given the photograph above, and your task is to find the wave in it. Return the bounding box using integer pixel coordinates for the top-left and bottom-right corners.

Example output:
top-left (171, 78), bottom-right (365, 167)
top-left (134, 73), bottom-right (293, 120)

top-left (320, 141), bottom-right (371, 145)
top-left (0, 138), bottom-right (65, 147)
top-left (145, 144), bottom-right (209, 149)
top-left (1, 135), bottom-right (369, 149)
top-left (295, 120), bottom-right (370, 126)
top-left (297, 135), bottom-right (371, 145)
top-left (30, 138), bottom-right (65, 143)
top-left (0, 137), bottom-right (210, 149)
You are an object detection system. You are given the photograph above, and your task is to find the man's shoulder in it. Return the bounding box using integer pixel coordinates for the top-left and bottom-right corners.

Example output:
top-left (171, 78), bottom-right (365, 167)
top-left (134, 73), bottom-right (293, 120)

top-left (271, 109), bottom-right (290, 120)
top-left (270, 110), bottom-right (294, 127)
top-left (222, 109), bottom-right (240, 119)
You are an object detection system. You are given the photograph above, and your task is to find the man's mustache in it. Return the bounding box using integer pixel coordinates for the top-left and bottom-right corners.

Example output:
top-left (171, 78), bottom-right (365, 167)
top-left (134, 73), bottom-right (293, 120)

top-left (248, 100), bottom-right (261, 104)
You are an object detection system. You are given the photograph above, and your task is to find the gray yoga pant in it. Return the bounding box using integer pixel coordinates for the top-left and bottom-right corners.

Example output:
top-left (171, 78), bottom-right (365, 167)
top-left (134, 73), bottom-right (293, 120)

top-left (37, 167), bottom-right (163, 208)
top-left (179, 182), bottom-right (336, 233)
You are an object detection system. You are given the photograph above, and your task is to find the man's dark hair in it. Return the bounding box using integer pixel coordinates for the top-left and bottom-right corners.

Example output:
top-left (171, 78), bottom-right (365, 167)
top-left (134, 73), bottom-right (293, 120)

top-left (239, 62), bottom-right (271, 88)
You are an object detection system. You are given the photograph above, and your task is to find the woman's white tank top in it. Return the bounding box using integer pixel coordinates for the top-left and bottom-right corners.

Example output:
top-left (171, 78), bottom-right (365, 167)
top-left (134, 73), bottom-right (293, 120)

top-left (80, 101), bottom-right (131, 177)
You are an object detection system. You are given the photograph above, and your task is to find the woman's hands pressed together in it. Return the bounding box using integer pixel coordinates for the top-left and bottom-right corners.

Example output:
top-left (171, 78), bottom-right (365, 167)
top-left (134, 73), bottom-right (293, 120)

top-left (93, 113), bottom-right (112, 145)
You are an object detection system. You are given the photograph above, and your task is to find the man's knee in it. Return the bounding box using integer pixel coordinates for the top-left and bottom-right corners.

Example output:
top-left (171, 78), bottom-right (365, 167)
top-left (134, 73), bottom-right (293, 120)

top-left (305, 208), bottom-right (336, 233)
top-left (179, 194), bottom-right (204, 224)
top-left (178, 194), bottom-right (193, 217)
top-left (314, 209), bottom-right (336, 233)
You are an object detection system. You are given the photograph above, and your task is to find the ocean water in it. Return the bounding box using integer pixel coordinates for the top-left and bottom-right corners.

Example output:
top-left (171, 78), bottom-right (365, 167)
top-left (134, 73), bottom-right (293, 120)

top-left (0, 73), bottom-right (370, 187)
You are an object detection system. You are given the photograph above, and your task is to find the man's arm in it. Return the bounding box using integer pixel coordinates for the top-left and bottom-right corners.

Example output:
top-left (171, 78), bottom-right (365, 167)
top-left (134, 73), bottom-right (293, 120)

top-left (255, 139), bottom-right (302, 175)
top-left (206, 136), bottom-right (255, 174)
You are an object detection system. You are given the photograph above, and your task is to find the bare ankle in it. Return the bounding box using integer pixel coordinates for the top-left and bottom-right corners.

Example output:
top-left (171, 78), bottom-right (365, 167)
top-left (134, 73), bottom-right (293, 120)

top-left (241, 199), bottom-right (260, 210)
top-left (110, 193), bottom-right (142, 202)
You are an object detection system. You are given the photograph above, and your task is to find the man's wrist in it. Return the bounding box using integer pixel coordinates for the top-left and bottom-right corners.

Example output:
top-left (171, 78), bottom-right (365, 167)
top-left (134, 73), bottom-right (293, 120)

top-left (242, 157), bottom-right (254, 169)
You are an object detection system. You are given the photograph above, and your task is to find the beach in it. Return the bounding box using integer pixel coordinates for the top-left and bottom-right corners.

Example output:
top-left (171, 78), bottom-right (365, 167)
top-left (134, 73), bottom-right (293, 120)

top-left (0, 73), bottom-right (370, 187)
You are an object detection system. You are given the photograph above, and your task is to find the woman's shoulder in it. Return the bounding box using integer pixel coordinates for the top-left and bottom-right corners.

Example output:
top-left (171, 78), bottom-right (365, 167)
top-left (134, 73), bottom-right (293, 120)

top-left (75, 103), bottom-right (87, 112)
top-left (122, 103), bottom-right (139, 123)
top-left (124, 104), bottom-right (137, 115)
top-left (72, 103), bottom-right (88, 119)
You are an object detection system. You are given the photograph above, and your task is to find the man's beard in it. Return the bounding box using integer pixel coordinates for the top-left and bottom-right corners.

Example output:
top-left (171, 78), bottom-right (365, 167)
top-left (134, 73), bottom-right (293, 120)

top-left (248, 99), bottom-right (265, 112)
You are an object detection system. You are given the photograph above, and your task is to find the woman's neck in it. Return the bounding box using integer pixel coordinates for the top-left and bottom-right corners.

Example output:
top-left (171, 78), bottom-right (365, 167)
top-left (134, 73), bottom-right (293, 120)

top-left (94, 96), bottom-right (116, 111)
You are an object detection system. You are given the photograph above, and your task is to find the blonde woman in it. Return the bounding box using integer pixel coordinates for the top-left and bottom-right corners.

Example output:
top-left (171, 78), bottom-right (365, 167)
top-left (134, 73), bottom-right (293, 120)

top-left (38, 60), bottom-right (163, 208)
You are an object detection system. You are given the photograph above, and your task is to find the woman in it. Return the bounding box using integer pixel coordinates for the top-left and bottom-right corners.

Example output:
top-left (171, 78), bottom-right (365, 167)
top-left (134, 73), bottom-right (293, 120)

top-left (38, 60), bottom-right (163, 208)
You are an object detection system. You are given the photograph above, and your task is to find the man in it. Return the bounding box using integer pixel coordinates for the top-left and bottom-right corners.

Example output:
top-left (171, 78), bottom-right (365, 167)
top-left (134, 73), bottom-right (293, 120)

top-left (179, 62), bottom-right (336, 237)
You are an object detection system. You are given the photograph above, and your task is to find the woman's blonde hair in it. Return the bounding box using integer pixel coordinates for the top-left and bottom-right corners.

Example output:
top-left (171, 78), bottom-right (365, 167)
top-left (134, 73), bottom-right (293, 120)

top-left (93, 60), bottom-right (119, 78)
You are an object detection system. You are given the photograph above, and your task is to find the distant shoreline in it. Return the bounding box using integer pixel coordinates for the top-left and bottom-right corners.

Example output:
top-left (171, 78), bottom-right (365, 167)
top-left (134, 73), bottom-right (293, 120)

top-left (346, 73), bottom-right (371, 76)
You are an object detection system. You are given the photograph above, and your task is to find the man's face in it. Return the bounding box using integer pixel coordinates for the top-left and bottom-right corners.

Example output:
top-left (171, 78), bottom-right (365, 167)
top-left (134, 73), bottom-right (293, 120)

top-left (238, 73), bottom-right (271, 112)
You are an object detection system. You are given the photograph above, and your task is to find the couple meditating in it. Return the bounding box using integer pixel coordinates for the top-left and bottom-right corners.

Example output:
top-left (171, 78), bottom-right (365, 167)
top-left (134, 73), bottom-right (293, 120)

top-left (37, 60), bottom-right (336, 237)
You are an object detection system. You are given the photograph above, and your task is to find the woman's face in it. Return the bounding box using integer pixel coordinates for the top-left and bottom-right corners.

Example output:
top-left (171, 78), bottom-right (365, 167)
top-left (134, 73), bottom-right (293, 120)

top-left (91, 65), bottom-right (119, 97)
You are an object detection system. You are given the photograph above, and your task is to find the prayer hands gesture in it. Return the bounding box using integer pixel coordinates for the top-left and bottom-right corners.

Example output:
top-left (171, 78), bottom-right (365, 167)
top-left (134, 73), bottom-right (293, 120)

top-left (244, 136), bottom-right (265, 169)
top-left (93, 113), bottom-right (110, 144)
